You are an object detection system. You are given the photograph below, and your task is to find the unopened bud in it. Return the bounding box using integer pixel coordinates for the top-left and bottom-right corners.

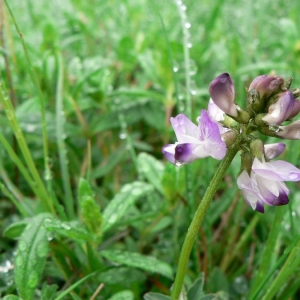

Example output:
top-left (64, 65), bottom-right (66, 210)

top-left (209, 73), bottom-right (238, 117)
top-left (222, 131), bottom-right (238, 147)
top-left (250, 139), bottom-right (264, 161)
top-left (248, 75), bottom-right (284, 112)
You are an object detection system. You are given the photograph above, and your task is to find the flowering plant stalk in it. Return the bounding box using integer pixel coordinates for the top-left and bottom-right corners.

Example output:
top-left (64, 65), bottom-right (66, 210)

top-left (163, 73), bottom-right (300, 299)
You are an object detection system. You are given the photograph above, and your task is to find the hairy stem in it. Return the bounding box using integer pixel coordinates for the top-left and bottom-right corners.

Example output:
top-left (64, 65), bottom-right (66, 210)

top-left (171, 143), bottom-right (240, 300)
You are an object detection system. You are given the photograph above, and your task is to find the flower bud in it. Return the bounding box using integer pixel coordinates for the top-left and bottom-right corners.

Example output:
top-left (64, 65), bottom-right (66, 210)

top-left (248, 75), bottom-right (284, 112)
top-left (250, 139), bottom-right (264, 161)
top-left (262, 91), bottom-right (294, 125)
top-left (240, 151), bottom-right (253, 174)
top-left (249, 75), bottom-right (284, 100)
top-left (221, 130), bottom-right (237, 147)
top-left (276, 120), bottom-right (300, 140)
top-left (264, 143), bottom-right (286, 160)
top-left (209, 73), bottom-right (237, 117)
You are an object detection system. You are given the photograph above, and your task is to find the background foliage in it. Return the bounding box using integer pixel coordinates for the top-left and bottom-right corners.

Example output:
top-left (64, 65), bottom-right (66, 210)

top-left (1, 0), bottom-right (300, 299)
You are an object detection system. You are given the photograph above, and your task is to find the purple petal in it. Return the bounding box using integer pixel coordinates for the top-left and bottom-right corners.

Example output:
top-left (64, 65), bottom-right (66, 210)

top-left (198, 110), bottom-right (227, 159)
top-left (174, 143), bottom-right (207, 163)
top-left (256, 176), bottom-right (289, 206)
top-left (237, 171), bottom-right (263, 211)
top-left (252, 158), bottom-right (300, 181)
top-left (289, 99), bottom-right (300, 119)
top-left (170, 114), bottom-right (198, 143)
top-left (162, 144), bottom-right (176, 164)
top-left (207, 98), bottom-right (225, 122)
top-left (264, 143), bottom-right (286, 160)
top-left (209, 73), bottom-right (237, 117)
top-left (262, 91), bottom-right (295, 125)
top-left (277, 120), bottom-right (300, 140)
top-left (249, 75), bottom-right (284, 100)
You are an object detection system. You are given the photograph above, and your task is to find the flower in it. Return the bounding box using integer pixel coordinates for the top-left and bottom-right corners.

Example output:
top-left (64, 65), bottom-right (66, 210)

top-left (276, 120), bottom-right (300, 139)
top-left (264, 143), bottom-right (285, 160)
top-left (209, 73), bottom-right (238, 117)
top-left (237, 158), bottom-right (300, 213)
top-left (248, 75), bottom-right (284, 101)
top-left (262, 91), bottom-right (295, 125)
top-left (162, 110), bottom-right (226, 165)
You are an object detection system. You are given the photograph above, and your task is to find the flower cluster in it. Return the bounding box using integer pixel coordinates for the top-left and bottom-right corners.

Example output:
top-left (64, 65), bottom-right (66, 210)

top-left (163, 73), bottom-right (300, 213)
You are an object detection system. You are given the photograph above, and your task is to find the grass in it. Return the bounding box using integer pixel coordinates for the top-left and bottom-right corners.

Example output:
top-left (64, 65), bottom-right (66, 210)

top-left (0, 0), bottom-right (300, 299)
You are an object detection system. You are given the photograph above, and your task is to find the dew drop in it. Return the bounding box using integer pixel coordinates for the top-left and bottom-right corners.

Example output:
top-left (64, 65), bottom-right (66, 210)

top-left (15, 255), bottom-right (24, 267)
top-left (175, 161), bottom-right (183, 167)
top-left (28, 271), bottom-right (39, 288)
top-left (187, 42), bottom-right (193, 48)
top-left (181, 5), bottom-right (187, 11)
top-left (18, 240), bottom-right (27, 252)
top-left (61, 223), bottom-right (71, 230)
top-left (173, 66), bottom-right (179, 73)
top-left (189, 59), bottom-right (197, 76)
top-left (289, 173), bottom-right (298, 180)
top-left (119, 132), bottom-right (127, 139)
top-left (185, 23), bottom-right (191, 29)
top-left (36, 241), bottom-right (49, 258)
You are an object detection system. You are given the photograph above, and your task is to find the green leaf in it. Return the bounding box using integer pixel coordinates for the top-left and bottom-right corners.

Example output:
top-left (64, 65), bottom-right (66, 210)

top-left (187, 273), bottom-right (205, 300)
top-left (3, 296), bottom-right (22, 300)
top-left (107, 290), bottom-right (134, 300)
top-left (161, 163), bottom-right (186, 203)
top-left (137, 152), bottom-right (164, 193)
top-left (101, 249), bottom-right (173, 279)
top-left (14, 213), bottom-right (51, 300)
top-left (78, 178), bottom-right (103, 238)
top-left (102, 181), bottom-right (153, 232)
top-left (43, 218), bottom-right (94, 241)
top-left (143, 292), bottom-right (171, 300)
top-left (3, 220), bottom-right (28, 239)
top-left (41, 283), bottom-right (58, 300)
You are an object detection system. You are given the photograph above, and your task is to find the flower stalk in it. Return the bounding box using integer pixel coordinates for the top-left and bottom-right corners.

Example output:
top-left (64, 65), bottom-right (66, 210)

top-left (171, 142), bottom-right (241, 300)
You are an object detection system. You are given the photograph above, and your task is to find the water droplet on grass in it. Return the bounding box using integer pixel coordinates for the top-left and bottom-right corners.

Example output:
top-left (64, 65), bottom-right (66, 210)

top-left (119, 132), bottom-right (127, 139)
top-left (18, 240), bottom-right (27, 252)
top-left (28, 271), bottom-right (39, 288)
top-left (185, 23), bottom-right (191, 29)
top-left (36, 241), bottom-right (48, 258)
top-left (15, 255), bottom-right (24, 267)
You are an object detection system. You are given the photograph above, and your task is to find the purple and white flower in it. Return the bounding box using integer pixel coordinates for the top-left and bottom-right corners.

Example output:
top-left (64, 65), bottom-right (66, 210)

top-left (237, 158), bottom-right (300, 212)
top-left (162, 110), bottom-right (227, 165)
top-left (262, 91), bottom-right (295, 125)
top-left (264, 143), bottom-right (285, 160)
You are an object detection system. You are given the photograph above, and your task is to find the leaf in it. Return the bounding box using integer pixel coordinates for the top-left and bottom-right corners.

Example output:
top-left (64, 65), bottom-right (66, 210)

top-left (14, 213), bottom-right (51, 300)
top-left (43, 218), bottom-right (94, 241)
top-left (41, 283), bottom-right (58, 300)
top-left (143, 292), bottom-right (171, 300)
top-left (3, 296), bottom-right (22, 300)
top-left (101, 249), bottom-right (173, 279)
top-left (161, 163), bottom-right (186, 203)
top-left (187, 273), bottom-right (205, 300)
top-left (107, 290), bottom-right (134, 300)
top-left (137, 152), bottom-right (164, 193)
top-left (4, 220), bottom-right (28, 239)
top-left (78, 178), bottom-right (103, 238)
top-left (102, 181), bottom-right (153, 232)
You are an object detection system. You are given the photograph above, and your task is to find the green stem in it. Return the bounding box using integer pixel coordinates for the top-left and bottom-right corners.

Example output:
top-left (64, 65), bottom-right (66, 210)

top-left (175, 0), bottom-right (192, 118)
top-left (171, 144), bottom-right (240, 300)
top-left (55, 51), bottom-right (75, 219)
top-left (0, 83), bottom-right (54, 213)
